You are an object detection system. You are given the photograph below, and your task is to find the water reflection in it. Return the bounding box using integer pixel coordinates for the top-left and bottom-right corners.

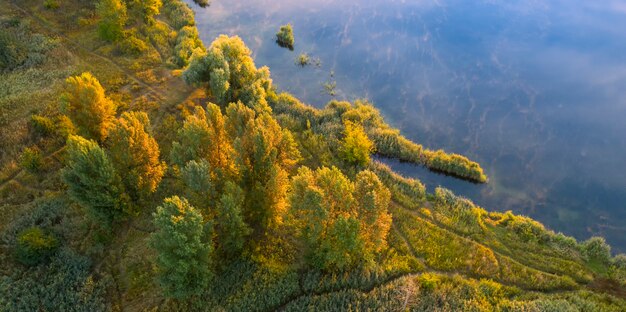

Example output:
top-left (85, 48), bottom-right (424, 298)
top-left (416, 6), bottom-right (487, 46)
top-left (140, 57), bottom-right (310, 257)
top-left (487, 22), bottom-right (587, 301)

top-left (188, 0), bottom-right (626, 252)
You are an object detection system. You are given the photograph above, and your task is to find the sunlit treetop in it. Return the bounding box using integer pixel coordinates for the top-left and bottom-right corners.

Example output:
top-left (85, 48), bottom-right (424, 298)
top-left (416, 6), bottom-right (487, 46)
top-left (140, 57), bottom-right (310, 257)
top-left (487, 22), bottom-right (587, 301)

top-left (60, 72), bottom-right (117, 143)
top-left (183, 35), bottom-right (273, 113)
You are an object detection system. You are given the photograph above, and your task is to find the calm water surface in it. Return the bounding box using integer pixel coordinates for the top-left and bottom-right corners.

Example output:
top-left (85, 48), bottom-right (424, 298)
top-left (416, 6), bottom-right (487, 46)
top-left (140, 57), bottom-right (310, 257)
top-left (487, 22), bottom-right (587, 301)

top-left (187, 0), bottom-right (626, 252)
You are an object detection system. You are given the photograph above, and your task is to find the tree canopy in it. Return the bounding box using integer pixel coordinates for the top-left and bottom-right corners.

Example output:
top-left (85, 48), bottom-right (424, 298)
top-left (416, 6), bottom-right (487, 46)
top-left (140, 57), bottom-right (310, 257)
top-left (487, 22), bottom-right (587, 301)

top-left (288, 166), bottom-right (391, 270)
top-left (150, 196), bottom-right (213, 299)
top-left (183, 35), bottom-right (273, 112)
top-left (60, 72), bottom-right (117, 142)
top-left (340, 120), bottom-right (374, 166)
top-left (276, 23), bottom-right (294, 50)
top-left (62, 135), bottom-right (128, 223)
top-left (108, 111), bottom-right (166, 202)
top-left (96, 0), bottom-right (127, 42)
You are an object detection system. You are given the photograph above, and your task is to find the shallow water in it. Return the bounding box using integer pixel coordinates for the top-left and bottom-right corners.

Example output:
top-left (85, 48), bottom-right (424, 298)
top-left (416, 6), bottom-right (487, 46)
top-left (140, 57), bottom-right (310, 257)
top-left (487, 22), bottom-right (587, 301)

top-left (188, 0), bottom-right (626, 252)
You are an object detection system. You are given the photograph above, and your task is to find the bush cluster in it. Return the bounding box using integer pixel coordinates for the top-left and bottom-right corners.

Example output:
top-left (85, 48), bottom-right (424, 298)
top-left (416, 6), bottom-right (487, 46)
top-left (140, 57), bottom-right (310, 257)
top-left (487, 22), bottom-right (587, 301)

top-left (15, 226), bottom-right (58, 266)
top-left (276, 24), bottom-right (294, 50)
top-left (162, 0), bottom-right (195, 29)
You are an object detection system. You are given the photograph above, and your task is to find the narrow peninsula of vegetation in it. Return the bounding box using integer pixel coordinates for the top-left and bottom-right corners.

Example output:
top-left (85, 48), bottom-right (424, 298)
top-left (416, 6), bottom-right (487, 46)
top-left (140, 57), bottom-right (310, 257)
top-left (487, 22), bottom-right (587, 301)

top-left (0, 0), bottom-right (624, 311)
top-left (276, 23), bottom-right (295, 50)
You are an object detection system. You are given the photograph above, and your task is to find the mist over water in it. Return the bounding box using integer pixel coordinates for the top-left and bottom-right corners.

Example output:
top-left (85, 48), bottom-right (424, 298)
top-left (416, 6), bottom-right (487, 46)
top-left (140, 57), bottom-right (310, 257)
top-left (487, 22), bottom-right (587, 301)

top-left (188, 0), bottom-right (626, 252)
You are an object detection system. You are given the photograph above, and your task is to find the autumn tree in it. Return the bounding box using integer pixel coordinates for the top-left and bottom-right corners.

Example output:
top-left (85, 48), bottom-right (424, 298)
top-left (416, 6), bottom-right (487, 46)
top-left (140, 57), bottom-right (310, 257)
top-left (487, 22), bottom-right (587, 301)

top-left (172, 104), bottom-right (236, 212)
top-left (60, 72), bottom-right (117, 142)
top-left (289, 166), bottom-right (360, 270)
top-left (353, 170), bottom-right (392, 254)
top-left (108, 112), bottom-right (165, 202)
top-left (289, 167), bottom-right (391, 270)
top-left (171, 104), bottom-right (234, 174)
top-left (226, 102), bottom-right (299, 238)
top-left (96, 0), bottom-right (127, 42)
top-left (340, 120), bottom-right (374, 166)
top-left (150, 196), bottom-right (213, 299)
top-left (133, 0), bottom-right (162, 25)
top-left (183, 35), bottom-right (273, 113)
top-left (62, 135), bottom-right (128, 223)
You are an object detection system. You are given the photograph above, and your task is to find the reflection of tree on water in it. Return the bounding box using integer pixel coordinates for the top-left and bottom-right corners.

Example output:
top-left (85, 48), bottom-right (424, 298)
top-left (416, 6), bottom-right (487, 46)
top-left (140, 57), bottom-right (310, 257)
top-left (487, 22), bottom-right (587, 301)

top-left (322, 70), bottom-right (336, 96)
top-left (192, 0), bottom-right (209, 8)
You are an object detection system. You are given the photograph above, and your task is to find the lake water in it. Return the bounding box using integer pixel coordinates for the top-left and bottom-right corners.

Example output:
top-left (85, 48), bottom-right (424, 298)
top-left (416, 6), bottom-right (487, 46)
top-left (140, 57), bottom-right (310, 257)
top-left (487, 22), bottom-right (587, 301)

top-left (187, 0), bottom-right (626, 253)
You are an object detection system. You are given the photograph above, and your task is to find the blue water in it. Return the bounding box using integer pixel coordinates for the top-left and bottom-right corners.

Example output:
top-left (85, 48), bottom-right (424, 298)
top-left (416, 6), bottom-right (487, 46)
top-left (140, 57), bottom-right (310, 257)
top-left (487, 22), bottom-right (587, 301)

top-left (188, 0), bottom-right (626, 252)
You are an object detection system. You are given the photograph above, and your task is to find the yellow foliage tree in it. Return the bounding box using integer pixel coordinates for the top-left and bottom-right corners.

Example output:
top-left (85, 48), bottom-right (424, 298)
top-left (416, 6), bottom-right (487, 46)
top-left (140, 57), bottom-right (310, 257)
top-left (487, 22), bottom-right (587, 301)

top-left (108, 111), bottom-right (166, 202)
top-left (60, 72), bottom-right (117, 142)
top-left (340, 120), bottom-right (374, 166)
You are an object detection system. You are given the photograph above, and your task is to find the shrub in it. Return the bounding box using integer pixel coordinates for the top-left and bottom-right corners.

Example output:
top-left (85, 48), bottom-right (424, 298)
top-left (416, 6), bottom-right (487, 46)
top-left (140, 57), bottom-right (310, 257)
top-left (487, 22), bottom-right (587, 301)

top-left (15, 227), bottom-right (58, 266)
top-left (425, 149), bottom-right (487, 182)
top-left (296, 53), bottom-right (310, 66)
top-left (173, 26), bottom-right (203, 67)
top-left (0, 26), bottom-right (28, 71)
top-left (340, 120), bottom-right (374, 166)
top-left (30, 114), bottom-right (55, 136)
top-left (276, 24), bottom-right (294, 50)
top-left (0, 248), bottom-right (108, 311)
top-left (117, 33), bottom-right (149, 55)
top-left (614, 254), bottom-right (626, 269)
top-left (96, 0), bottom-right (127, 42)
top-left (19, 147), bottom-right (43, 173)
top-left (163, 0), bottom-right (195, 29)
top-left (43, 0), bottom-right (60, 9)
top-left (55, 115), bottom-right (76, 139)
top-left (0, 21), bottom-right (57, 71)
top-left (583, 236), bottom-right (611, 265)
top-left (192, 0), bottom-right (209, 7)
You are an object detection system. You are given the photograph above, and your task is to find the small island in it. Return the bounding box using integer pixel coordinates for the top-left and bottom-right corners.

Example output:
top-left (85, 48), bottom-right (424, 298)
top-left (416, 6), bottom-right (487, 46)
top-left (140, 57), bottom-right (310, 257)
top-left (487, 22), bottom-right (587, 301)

top-left (276, 23), bottom-right (294, 50)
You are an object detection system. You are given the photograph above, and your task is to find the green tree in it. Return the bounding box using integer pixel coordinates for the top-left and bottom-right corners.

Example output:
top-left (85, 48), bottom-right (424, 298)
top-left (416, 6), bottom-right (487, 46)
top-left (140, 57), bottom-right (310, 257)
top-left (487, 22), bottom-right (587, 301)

top-left (340, 120), bottom-right (374, 166)
top-left (289, 166), bottom-right (363, 270)
top-left (583, 236), bottom-right (612, 265)
top-left (353, 170), bottom-right (392, 255)
top-left (227, 103), bottom-right (299, 237)
top-left (108, 112), bottom-right (166, 202)
top-left (215, 181), bottom-right (251, 258)
top-left (60, 72), bottom-right (117, 142)
top-left (289, 167), bottom-right (391, 270)
top-left (180, 159), bottom-right (214, 208)
top-left (174, 26), bottom-right (204, 67)
top-left (320, 215), bottom-right (363, 270)
top-left (275, 23), bottom-right (294, 50)
top-left (150, 196), bottom-right (213, 299)
top-left (15, 227), bottom-right (58, 266)
top-left (183, 35), bottom-right (273, 112)
top-left (170, 106), bottom-right (212, 168)
top-left (96, 0), bottom-right (127, 42)
top-left (62, 135), bottom-right (128, 223)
